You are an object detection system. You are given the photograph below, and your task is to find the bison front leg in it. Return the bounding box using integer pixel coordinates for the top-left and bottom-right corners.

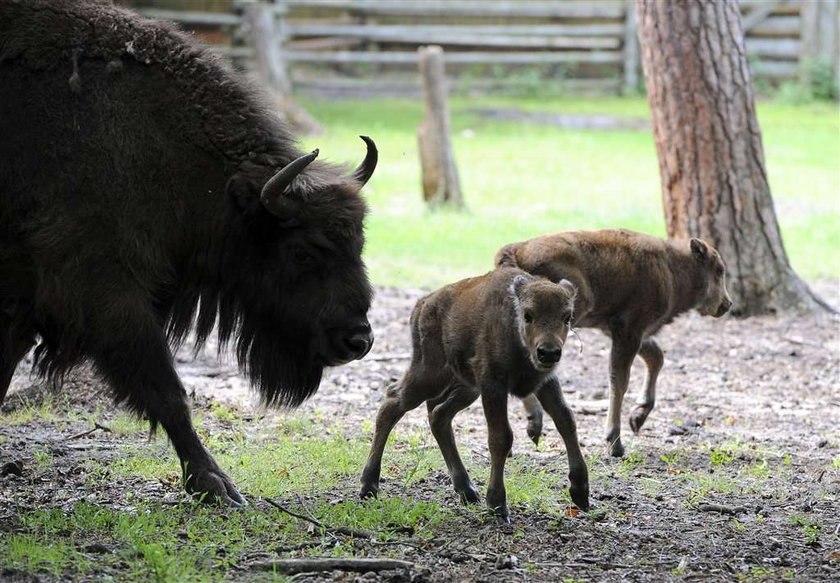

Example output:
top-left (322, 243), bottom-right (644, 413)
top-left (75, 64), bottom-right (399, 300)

top-left (536, 377), bottom-right (589, 511)
top-left (605, 327), bottom-right (642, 458)
top-left (481, 387), bottom-right (513, 524)
top-left (426, 383), bottom-right (480, 503)
top-left (629, 338), bottom-right (664, 434)
top-left (92, 314), bottom-right (244, 506)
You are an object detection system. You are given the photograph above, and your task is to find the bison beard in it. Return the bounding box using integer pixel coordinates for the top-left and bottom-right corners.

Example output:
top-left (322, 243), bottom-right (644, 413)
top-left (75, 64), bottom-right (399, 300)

top-left (0, 0), bottom-right (377, 505)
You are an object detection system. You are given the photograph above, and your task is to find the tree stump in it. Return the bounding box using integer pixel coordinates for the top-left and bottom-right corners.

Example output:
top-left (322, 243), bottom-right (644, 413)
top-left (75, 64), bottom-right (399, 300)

top-left (636, 0), bottom-right (831, 316)
top-left (417, 46), bottom-right (463, 209)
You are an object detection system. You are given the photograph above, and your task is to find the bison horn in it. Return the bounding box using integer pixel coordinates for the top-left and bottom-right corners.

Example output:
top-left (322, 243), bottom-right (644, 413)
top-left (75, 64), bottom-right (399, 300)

top-left (260, 149), bottom-right (319, 215)
top-left (351, 135), bottom-right (378, 186)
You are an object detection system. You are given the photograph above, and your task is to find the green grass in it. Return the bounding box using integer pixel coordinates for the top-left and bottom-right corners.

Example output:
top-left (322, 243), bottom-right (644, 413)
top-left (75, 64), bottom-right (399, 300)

top-left (300, 96), bottom-right (839, 288)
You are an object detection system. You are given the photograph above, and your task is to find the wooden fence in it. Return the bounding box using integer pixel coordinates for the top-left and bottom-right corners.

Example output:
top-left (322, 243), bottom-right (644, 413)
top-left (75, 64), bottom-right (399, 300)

top-left (132, 0), bottom-right (840, 98)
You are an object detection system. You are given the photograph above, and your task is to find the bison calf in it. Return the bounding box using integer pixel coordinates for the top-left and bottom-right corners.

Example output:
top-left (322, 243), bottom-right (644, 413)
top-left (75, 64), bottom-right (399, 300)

top-left (496, 229), bottom-right (732, 457)
top-left (359, 267), bottom-right (589, 523)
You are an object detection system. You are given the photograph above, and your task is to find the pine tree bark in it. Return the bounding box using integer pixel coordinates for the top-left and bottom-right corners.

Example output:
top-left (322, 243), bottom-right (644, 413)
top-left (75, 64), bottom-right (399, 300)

top-left (635, 0), bottom-right (831, 316)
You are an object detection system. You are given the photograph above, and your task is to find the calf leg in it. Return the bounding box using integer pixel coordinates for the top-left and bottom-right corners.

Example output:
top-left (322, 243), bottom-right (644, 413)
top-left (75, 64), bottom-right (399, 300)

top-left (91, 309), bottom-right (244, 506)
top-left (629, 338), bottom-right (664, 434)
top-left (605, 329), bottom-right (642, 458)
top-left (426, 383), bottom-right (480, 503)
top-left (481, 388), bottom-right (513, 524)
top-left (536, 378), bottom-right (589, 511)
top-left (359, 369), bottom-right (446, 499)
top-left (521, 393), bottom-right (544, 446)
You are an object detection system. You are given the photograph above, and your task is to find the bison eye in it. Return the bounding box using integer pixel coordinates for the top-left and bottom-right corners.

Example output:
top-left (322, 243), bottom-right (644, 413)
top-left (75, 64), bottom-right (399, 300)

top-left (715, 266), bottom-right (724, 277)
top-left (524, 311), bottom-right (533, 324)
top-left (293, 248), bottom-right (317, 268)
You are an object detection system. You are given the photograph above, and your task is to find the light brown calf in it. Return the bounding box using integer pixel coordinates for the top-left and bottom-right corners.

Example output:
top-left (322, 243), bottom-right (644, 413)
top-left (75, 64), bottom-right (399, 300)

top-left (496, 229), bottom-right (731, 457)
top-left (359, 267), bottom-right (589, 523)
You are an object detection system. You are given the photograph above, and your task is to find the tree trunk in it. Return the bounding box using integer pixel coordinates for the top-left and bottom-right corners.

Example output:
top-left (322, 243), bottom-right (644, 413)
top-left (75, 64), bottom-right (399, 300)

top-left (635, 0), bottom-right (831, 316)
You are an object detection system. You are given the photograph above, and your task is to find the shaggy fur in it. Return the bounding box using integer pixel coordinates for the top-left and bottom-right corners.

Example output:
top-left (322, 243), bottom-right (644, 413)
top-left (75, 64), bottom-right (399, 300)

top-left (1, 0), bottom-right (375, 502)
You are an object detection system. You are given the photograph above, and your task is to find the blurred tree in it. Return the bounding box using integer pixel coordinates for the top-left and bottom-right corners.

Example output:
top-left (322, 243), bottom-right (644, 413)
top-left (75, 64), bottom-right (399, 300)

top-left (635, 0), bottom-right (831, 316)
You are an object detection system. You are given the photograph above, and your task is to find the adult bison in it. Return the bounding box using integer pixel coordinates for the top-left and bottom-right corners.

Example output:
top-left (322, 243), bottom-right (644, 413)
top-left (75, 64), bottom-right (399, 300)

top-left (0, 0), bottom-right (376, 505)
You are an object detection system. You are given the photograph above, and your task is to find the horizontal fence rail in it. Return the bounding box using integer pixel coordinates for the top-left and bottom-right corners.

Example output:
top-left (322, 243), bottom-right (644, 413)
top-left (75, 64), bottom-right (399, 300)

top-left (133, 0), bottom-right (838, 99)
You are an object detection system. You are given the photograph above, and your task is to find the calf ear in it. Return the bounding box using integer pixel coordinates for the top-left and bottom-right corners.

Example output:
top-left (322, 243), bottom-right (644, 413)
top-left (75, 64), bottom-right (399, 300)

top-left (510, 274), bottom-right (529, 297)
top-left (495, 245), bottom-right (518, 268)
top-left (690, 238), bottom-right (709, 261)
top-left (558, 278), bottom-right (577, 300)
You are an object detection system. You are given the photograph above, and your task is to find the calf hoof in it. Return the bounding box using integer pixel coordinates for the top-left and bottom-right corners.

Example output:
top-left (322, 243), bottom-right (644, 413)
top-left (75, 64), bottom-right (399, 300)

top-left (492, 507), bottom-right (511, 525)
top-left (629, 406), bottom-right (652, 434)
top-left (608, 438), bottom-right (625, 458)
top-left (184, 466), bottom-right (246, 507)
top-left (456, 483), bottom-right (480, 504)
top-left (359, 483), bottom-right (379, 500)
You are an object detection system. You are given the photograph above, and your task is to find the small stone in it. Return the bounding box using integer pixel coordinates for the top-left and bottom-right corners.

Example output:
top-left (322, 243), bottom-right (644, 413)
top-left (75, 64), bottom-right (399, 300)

top-left (495, 554), bottom-right (519, 569)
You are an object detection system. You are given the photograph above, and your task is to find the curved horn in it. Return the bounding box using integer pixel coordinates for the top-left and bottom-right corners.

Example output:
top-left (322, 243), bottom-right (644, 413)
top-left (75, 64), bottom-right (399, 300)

top-left (260, 149), bottom-right (319, 212)
top-left (351, 135), bottom-right (378, 186)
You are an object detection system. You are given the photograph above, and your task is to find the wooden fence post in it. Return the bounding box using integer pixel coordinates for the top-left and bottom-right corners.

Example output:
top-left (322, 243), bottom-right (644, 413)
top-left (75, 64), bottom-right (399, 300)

top-left (245, 1), bottom-right (323, 135)
top-left (417, 46), bottom-right (464, 208)
top-left (244, 1), bottom-right (291, 95)
top-left (622, 0), bottom-right (639, 94)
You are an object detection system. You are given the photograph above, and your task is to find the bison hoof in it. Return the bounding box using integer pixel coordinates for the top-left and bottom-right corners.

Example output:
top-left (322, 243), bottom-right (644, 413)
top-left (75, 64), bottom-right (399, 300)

top-left (185, 467), bottom-right (246, 507)
top-left (456, 484), bottom-right (480, 504)
top-left (359, 483), bottom-right (379, 500)
top-left (629, 407), bottom-right (652, 434)
top-left (608, 438), bottom-right (625, 458)
top-left (492, 507), bottom-right (511, 525)
top-left (570, 484), bottom-right (590, 512)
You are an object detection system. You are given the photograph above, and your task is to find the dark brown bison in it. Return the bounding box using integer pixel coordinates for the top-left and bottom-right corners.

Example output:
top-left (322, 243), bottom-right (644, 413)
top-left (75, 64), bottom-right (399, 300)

top-left (496, 229), bottom-right (732, 458)
top-left (0, 0), bottom-right (377, 505)
top-left (359, 267), bottom-right (589, 523)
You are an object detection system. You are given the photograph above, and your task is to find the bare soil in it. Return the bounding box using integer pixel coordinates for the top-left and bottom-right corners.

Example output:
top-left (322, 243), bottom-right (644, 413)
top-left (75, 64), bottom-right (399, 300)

top-left (2, 282), bottom-right (839, 583)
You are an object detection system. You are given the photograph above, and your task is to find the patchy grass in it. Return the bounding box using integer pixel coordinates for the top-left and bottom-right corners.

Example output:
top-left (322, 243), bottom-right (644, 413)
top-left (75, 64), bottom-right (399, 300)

top-left (301, 96), bottom-right (839, 287)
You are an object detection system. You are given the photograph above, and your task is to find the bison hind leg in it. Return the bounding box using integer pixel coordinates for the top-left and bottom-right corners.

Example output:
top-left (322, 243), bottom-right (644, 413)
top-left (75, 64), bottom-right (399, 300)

top-left (0, 318), bottom-right (36, 406)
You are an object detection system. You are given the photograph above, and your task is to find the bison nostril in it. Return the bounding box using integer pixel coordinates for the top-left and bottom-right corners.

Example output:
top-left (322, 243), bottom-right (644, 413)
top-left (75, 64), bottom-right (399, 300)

top-left (536, 346), bottom-right (562, 364)
top-left (343, 326), bottom-right (374, 356)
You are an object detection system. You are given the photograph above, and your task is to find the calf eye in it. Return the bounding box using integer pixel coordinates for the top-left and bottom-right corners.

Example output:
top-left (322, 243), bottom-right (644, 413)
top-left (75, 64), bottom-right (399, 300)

top-left (524, 311), bottom-right (533, 324)
top-left (715, 266), bottom-right (724, 277)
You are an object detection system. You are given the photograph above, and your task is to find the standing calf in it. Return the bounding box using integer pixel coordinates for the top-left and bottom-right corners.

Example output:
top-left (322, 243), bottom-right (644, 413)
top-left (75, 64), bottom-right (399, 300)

top-left (359, 267), bottom-right (589, 523)
top-left (496, 229), bottom-right (732, 457)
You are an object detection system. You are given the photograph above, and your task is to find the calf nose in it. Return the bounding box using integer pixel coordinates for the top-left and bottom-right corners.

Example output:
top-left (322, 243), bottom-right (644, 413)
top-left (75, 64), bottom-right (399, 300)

top-left (536, 345), bottom-right (562, 365)
top-left (716, 298), bottom-right (732, 317)
top-left (343, 322), bottom-right (374, 358)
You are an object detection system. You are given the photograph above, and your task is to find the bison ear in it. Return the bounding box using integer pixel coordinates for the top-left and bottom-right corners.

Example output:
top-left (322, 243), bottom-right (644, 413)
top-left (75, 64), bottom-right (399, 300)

top-left (557, 278), bottom-right (577, 300)
top-left (690, 238), bottom-right (709, 261)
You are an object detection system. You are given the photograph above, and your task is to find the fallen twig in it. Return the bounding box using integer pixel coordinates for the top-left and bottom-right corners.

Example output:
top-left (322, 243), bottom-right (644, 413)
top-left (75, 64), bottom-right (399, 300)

top-left (696, 503), bottom-right (747, 515)
top-left (264, 498), bottom-right (374, 539)
top-left (66, 422), bottom-right (112, 440)
top-left (366, 352), bottom-right (411, 361)
top-left (249, 557), bottom-right (413, 574)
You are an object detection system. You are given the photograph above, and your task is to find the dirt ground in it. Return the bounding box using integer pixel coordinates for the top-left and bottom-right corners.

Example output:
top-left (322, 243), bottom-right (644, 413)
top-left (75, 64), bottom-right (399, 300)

top-left (1, 281), bottom-right (839, 582)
